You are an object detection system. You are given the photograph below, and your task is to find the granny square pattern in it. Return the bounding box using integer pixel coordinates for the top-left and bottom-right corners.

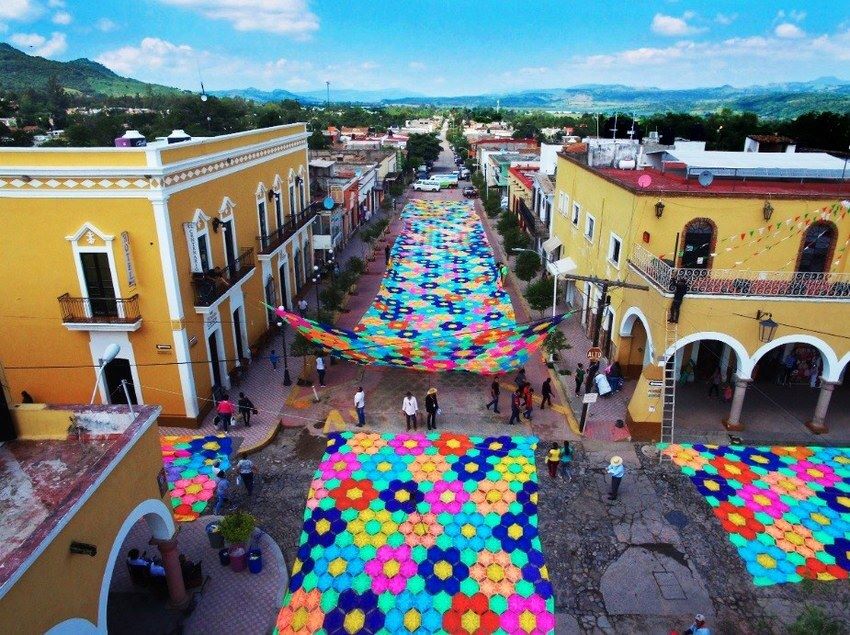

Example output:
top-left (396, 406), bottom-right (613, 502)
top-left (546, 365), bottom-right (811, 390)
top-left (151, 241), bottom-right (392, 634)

top-left (161, 435), bottom-right (232, 522)
top-left (663, 443), bottom-right (850, 586)
top-left (276, 431), bottom-right (555, 634)
top-left (273, 199), bottom-right (564, 374)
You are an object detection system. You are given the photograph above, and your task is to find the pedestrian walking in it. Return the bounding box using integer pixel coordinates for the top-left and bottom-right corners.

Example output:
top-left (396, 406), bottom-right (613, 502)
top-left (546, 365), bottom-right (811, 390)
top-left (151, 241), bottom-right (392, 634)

top-left (298, 298), bottom-right (308, 317)
top-left (215, 395), bottom-right (235, 433)
top-left (402, 391), bottom-right (419, 431)
top-left (354, 387), bottom-right (366, 427)
top-left (560, 441), bottom-right (573, 480)
top-left (316, 355), bottom-right (326, 386)
top-left (514, 367), bottom-right (526, 389)
top-left (508, 389), bottom-right (522, 425)
top-left (237, 392), bottom-right (256, 427)
top-left (684, 613), bottom-right (711, 635)
top-left (546, 443), bottom-right (561, 478)
top-left (540, 378), bottom-right (553, 409)
top-left (236, 456), bottom-right (255, 496)
top-left (594, 372), bottom-right (613, 398)
top-left (269, 349), bottom-right (280, 370)
top-left (499, 262), bottom-right (509, 285)
top-left (708, 366), bottom-right (722, 398)
top-left (385, 244), bottom-right (391, 265)
top-left (214, 470), bottom-right (229, 515)
top-left (780, 352), bottom-right (796, 386)
top-left (485, 376), bottom-right (501, 413)
top-left (680, 358), bottom-right (695, 386)
top-left (425, 388), bottom-right (438, 430)
top-left (574, 363), bottom-right (585, 395)
top-left (606, 456), bottom-right (625, 500)
top-left (523, 386), bottom-right (535, 420)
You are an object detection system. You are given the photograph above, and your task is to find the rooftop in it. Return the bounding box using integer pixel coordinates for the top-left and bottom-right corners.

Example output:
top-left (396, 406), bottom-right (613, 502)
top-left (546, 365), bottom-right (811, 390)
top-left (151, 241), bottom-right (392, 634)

top-left (0, 404), bottom-right (160, 595)
top-left (509, 165), bottom-right (539, 189)
top-left (649, 148), bottom-right (848, 180)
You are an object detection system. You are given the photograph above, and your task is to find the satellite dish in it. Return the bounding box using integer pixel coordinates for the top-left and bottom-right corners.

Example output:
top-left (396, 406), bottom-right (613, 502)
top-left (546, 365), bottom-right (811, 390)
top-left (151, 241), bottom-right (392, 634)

top-left (323, 196), bottom-right (335, 210)
top-left (698, 170), bottom-right (714, 187)
top-left (637, 174), bottom-right (652, 188)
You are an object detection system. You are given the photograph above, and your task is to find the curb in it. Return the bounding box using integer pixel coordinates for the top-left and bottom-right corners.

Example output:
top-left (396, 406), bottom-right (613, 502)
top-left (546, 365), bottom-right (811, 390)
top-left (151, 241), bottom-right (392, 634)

top-left (237, 421), bottom-right (282, 456)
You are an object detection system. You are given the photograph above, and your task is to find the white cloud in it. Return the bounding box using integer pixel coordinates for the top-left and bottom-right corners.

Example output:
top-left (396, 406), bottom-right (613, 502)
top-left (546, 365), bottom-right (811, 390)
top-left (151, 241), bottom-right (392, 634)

top-left (715, 13), bottom-right (737, 26)
top-left (775, 22), bottom-right (805, 39)
top-left (95, 18), bottom-right (118, 32)
top-left (52, 10), bottom-right (71, 25)
top-left (154, 0), bottom-right (319, 38)
top-left (777, 10), bottom-right (806, 22)
top-left (651, 12), bottom-right (706, 36)
top-left (409, 62), bottom-right (426, 70)
top-left (0, 0), bottom-right (42, 21)
top-left (47, 0), bottom-right (65, 7)
top-left (10, 31), bottom-right (67, 57)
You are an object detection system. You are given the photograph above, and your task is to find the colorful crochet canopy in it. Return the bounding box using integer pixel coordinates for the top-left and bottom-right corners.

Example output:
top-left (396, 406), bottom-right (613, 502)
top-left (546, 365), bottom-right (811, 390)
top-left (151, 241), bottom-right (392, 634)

top-left (161, 435), bottom-right (232, 522)
top-left (274, 199), bottom-right (565, 373)
top-left (664, 443), bottom-right (850, 586)
top-left (276, 431), bottom-right (555, 634)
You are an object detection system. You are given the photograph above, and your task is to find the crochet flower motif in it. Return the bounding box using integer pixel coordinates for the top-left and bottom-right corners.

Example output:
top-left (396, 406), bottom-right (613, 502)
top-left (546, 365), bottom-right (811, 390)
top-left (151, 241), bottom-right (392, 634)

top-left (409, 453), bottom-right (451, 483)
top-left (313, 543), bottom-right (366, 593)
top-left (469, 549), bottom-right (523, 597)
top-left (443, 592), bottom-right (500, 635)
top-left (328, 478), bottom-right (379, 512)
top-left (347, 508), bottom-right (401, 549)
top-left (347, 432), bottom-right (388, 456)
top-left (323, 589), bottom-right (386, 635)
top-left (434, 433), bottom-right (474, 456)
top-left (471, 479), bottom-right (515, 516)
top-left (761, 471), bottom-right (816, 501)
top-left (493, 512), bottom-right (537, 554)
top-left (302, 507), bottom-right (346, 548)
top-left (276, 588), bottom-right (324, 635)
top-left (764, 519), bottom-right (823, 560)
top-left (419, 546), bottom-right (469, 595)
top-left (319, 451), bottom-right (362, 481)
top-left (425, 479), bottom-right (470, 514)
top-left (379, 480), bottom-right (424, 514)
top-left (789, 460), bottom-right (841, 487)
top-left (451, 454), bottom-right (493, 483)
top-left (399, 511), bottom-right (444, 549)
top-left (500, 594), bottom-right (555, 635)
top-left (714, 501), bottom-right (765, 541)
top-left (738, 483), bottom-right (789, 519)
top-left (389, 433), bottom-right (430, 456)
top-left (364, 544), bottom-right (417, 594)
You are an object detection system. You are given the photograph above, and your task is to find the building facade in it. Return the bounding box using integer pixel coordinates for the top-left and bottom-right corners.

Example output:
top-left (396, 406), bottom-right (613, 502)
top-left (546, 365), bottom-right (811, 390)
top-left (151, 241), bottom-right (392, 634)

top-left (551, 149), bottom-right (850, 438)
top-left (0, 125), bottom-right (312, 425)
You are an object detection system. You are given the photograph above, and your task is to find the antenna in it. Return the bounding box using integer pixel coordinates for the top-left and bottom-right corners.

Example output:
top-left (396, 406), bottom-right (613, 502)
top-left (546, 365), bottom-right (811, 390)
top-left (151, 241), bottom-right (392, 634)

top-left (698, 170), bottom-right (714, 187)
top-left (595, 114), bottom-right (600, 139)
top-left (628, 114), bottom-right (636, 140)
top-left (326, 81), bottom-right (330, 107)
top-left (611, 114), bottom-right (618, 141)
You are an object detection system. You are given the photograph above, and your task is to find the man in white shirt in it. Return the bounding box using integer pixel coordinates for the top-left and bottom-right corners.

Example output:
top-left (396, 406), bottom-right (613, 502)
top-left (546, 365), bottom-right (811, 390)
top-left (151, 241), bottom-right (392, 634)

top-left (402, 391), bottom-right (419, 431)
top-left (354, 387), bottom-right (365, 427)
top-left (298, 298), bottom-right (308, 317)
top-left (237, 457), bottom-right (255, 495)
top-left (316, 355), bottom-right (326, 386)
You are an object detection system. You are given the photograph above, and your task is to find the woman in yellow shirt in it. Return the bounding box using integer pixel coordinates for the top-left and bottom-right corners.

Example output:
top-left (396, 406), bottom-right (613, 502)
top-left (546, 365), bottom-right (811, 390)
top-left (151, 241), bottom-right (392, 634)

top-left (546, 443), bottom-right (561, 478)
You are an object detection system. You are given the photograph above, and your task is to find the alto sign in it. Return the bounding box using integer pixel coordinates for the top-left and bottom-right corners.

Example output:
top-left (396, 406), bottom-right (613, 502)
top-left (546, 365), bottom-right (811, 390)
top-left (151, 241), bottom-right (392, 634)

top-left (586, 347), bottom-right (603, 362)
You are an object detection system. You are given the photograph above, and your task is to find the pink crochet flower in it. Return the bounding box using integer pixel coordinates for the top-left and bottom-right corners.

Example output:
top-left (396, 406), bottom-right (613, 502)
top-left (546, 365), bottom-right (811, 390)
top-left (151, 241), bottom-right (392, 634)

top-left (738, 483), bottom-right (789, 519)
top-left (500, 594), bottom-right (555, 635)
top-left (789, 460), bottom-right (841, 487)
top-left (425, 480), bottom-right (469, 514)
top-left (318, 452), bottom-right (361, 480)
top-left (364, 544), bottom-right (417, 594)
top-left (389, 433), bottom-right (429, 456)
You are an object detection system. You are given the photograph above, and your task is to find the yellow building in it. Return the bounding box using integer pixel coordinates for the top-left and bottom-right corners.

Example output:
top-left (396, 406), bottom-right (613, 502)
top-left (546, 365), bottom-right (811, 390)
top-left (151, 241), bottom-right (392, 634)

top-left (550, 146), bottom-right (850, 439)
top-left (507, 165), bottom-right (546, 247)
top-left (0, 402), bottom-right (179, 634)
top-left (0, 125), bottom-right (313, 425)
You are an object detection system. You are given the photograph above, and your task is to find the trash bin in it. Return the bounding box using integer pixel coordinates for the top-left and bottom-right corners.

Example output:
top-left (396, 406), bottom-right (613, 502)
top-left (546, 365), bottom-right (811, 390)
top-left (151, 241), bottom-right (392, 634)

top-left (230, 546), bottom-right (247, 572)
top-left (218, 548), bottom-right (230, 566)
top-left (206, 522), bottom-right (224, 549)
top-left (248, 549), bottom-right (263, 574)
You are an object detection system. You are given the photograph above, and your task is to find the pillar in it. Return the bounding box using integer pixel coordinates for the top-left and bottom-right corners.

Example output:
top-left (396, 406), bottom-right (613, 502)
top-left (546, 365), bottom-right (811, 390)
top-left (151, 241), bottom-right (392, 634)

top-left (723, 377), bottom-right (750, 431)
top-left (806, 380), bottom-right (838, 434)
top-left (689, 341), bottom-right (700, 364)
top-left (719, 344), bottom-right (731, 379)
top-left (153, 537), bottom-right (188, 609)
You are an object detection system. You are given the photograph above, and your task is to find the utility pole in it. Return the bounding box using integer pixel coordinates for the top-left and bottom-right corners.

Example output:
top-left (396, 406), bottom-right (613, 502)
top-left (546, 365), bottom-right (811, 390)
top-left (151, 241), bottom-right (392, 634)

top-left (561, 274), bottom-right (649, 433)
top-left (326, 81), bottom-right (330, 108)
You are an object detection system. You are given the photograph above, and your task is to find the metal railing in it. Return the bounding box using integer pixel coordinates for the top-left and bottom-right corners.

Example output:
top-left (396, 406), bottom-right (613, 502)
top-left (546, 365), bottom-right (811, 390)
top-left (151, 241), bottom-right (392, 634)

top-left (629, 244), bottom-right (850, 299)
top-left (191, 247), bottom-right (256, 306)
top-left (58, 293), bottom-right (141, 323)
top-left (257, 206), bottom-right (319, 254)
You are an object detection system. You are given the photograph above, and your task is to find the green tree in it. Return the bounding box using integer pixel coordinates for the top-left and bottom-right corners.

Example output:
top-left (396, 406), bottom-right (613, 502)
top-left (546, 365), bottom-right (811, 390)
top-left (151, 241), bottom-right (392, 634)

top-left (503, 227), bottom-right (530, 253)
top-left (406, 132), bottom-right (441, 166)
top-left (524, 278), bottom-right (555, 318)
top-left (514, 251), bottom-right (541, 282)
top-left (308, 128), bottom-right (329, 149)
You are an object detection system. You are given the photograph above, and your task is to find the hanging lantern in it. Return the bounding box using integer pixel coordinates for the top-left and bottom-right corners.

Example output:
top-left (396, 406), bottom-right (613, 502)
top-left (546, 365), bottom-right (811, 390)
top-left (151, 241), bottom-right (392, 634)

top-left (655, 201), bottom-right (665, 218)
top-left (762, 201), bottom-right (774, 221)
top-left (757, 310), bottom-right (778, 343)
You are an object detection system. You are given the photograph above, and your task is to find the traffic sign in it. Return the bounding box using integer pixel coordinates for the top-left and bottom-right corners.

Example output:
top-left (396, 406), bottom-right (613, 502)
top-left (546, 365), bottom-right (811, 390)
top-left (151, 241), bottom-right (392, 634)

top-left (648, 380), bottom-right (663, 387)
top-left (586, 347), bottom-right (603, 362)
top-left (582, 393), bottom-right (598, 404)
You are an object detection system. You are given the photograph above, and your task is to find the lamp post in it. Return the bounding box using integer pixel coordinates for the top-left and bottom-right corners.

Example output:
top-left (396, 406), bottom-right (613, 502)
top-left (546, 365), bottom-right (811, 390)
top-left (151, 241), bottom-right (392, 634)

top-left (89, 343), bottom-right (133, 414)
top-left (275, 308), bottom-right (292, 386)
top-left (312, 265), bottom-right (321, 314)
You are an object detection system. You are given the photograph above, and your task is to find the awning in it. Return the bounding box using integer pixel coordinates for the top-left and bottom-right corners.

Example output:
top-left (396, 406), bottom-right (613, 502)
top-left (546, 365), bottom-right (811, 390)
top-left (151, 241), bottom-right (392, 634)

top-left (542, 236), bottom-right (562, 253)
top-left (547, 256), bottom-right (577, 277)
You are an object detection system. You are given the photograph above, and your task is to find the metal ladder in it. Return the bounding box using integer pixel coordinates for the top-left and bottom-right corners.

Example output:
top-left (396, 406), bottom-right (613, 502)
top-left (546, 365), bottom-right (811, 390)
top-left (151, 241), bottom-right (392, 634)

top-left (659, 320), bottom-right (678, 457)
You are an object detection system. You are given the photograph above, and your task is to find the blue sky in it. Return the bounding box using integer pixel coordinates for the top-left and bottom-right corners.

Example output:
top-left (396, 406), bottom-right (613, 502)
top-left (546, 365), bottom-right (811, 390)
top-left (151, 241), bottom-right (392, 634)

top-left (2, 1), bottom-right (849, 95)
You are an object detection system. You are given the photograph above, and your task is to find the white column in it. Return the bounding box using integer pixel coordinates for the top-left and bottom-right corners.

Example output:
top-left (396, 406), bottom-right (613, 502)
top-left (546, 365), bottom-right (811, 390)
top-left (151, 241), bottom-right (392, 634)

top-left (724, 377), bottom-right (750, 431)
top-left (719, 344), bottom-right (731, 377)
top-left (806, 380), bottom-right (838, 433)
top-left (689, 341), bottom-right (700, 364)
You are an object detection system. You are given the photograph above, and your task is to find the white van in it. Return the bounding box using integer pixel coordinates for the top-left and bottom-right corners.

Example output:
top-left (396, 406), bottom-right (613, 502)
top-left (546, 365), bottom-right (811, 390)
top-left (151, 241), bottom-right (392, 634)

top-left (412, 179), bottom-right (441, 192)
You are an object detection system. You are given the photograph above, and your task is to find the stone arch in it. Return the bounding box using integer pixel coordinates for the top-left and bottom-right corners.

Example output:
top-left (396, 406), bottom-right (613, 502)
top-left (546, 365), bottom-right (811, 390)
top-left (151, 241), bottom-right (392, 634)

top-left (750, 334), bottom-right (840, 382)
top-left (97, 499), bottom-right (175, 631)
top-left (795, 220), bottom-right (837, 273)
top-left (836, 351), bottom-right (850, 382)
top-left (663, 331), bottom-right (751, 378)
top-left (619, 307), bottom-right (655, 362)
top-left (679, 217), bottom-right (717, 269)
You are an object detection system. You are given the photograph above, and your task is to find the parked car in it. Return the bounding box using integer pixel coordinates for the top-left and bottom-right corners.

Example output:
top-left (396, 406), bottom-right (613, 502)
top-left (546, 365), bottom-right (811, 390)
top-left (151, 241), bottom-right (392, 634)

top-left (463, 186), bottom-right (478, 198)
top-left (433, 174), bottom-right (458, 188)
top-left (500, 195), bottom-right (509, 208)
top-left (412, 179), bottom-right (441, 192)
top-left (459, 168), bottom-right (470, 179)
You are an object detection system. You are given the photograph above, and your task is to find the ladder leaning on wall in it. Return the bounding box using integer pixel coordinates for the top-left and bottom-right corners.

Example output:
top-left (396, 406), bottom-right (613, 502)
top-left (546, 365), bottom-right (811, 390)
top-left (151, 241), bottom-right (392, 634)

top-left (659, 319), bottom-right (678, 461)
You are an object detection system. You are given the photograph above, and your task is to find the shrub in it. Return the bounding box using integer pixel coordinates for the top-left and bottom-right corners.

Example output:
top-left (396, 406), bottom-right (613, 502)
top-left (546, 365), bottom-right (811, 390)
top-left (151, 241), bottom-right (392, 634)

top-left (514, 251), bottom-right (541, 282)
top-left (320, 284), bottom-right (345, 311)
top-left (496, 210), bottom-right (519, 234)
top-left (544, 329), bottom-right (570, 358)
top-left (219, 511), bottom-right (256, 545)
top-left (789, 606), bottom-right (844, 635)
top-left (347, 257), bottom-right (365, 276)
top-left (503, 227), bottom-right (530, 253)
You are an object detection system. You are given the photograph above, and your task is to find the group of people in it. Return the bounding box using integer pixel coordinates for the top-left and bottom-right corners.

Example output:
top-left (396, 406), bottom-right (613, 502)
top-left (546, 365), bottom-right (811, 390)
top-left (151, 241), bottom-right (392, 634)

top-left (126, 548), bottom-right (202, 589)
top-left (213, 455), bottom-right (257, 515)
top-left (214, 392), bottom-right (257, 433)
top-left (545, 441), bottom-right (573, 480)
top-left (485, 369), bottom-right (555, 425)
top-left (494, 261), bottom-right (509, 289)
top-left (573, 359), bottom-right (624, 398)
top-left (401, 388), bottom-right (440, 430)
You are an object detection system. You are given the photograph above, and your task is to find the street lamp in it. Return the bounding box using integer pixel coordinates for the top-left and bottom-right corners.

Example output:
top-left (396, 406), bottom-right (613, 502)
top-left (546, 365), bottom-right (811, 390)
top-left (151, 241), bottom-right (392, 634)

top-left (89, 343), bottom-right (133, 413)
top-left (275, 308), bottom-right (292, 386)
top-left (312, 265), bottom-right (321, 313)
top-left (757, 310), bottom-right (778, 343)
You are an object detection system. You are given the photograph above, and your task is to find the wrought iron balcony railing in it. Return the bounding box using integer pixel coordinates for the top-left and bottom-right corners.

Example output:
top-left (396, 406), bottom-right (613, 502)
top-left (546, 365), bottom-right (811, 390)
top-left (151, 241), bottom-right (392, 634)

top-left (629, 244), bottom-right (850, 299)
top-left (58, 293), bottom-right (141, 323)
top-left (191, 247), bottom-right (256, 307)
top-left (257, 206), bottom-right (319, 254)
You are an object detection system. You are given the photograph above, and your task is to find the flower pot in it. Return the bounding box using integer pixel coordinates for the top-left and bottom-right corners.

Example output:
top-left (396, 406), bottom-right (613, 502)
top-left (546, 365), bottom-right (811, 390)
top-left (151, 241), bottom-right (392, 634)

top-left (206, 522), bottom-right (224, 549)
top-left (248, 548), bottom-right (263, 574)
top-left (229, 545), bottom-right (247, 572)
top-left (218, 548), bottom-right (230, 566)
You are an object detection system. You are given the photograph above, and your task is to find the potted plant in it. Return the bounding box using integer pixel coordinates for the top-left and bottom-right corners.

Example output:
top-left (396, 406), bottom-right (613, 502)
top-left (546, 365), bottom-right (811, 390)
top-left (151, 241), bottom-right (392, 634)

top-left (219, 510), bottom-right (256, 572)
top-left (543, 329), bottom-right (570, 368)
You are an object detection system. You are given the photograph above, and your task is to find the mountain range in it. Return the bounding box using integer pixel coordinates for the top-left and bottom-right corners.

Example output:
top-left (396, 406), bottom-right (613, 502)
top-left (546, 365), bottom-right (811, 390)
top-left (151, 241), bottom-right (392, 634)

top-left (0, 43), bottom-right (182, 97)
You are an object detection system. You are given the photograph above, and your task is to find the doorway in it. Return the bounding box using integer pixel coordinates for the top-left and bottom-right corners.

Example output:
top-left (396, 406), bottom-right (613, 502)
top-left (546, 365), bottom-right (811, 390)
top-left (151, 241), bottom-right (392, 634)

top-left (221, 220), bottom-right (236, 276)
top-left (232, 307), bottom-right (245, 363)
top-left (264, 276), bottom-right (277, 325)
top-left (680, 220), bottom-right (714, 269)
top-left (208, 331), bottom-right (222, 389)
top-left (279, 261), bottom-right (289, 310)
top-left (103, 358), bottom-right (138, 405)
top-left (80, 252), bottom-right (117, 317)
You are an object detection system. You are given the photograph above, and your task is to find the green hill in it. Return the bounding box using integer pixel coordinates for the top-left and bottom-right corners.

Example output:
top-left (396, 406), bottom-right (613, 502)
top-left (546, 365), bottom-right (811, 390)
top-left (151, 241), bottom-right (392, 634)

top-left (0, 42), bottom-right (183, 97)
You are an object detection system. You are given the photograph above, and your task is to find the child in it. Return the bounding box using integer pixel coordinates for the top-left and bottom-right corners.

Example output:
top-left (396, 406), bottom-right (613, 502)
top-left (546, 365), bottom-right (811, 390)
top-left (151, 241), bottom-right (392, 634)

top-left (523, 386), bottom-right (534, 420)
top-left (546, 443), bottom-right (561, 478)
top-left (560, 441), bottom-right (573, 481)
top-left (574, 364), bottom-right (585, 395)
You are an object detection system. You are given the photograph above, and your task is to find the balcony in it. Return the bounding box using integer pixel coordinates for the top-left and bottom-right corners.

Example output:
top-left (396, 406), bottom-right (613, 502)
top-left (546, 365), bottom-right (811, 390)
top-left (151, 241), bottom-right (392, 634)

top-left (257, 205), bottom-right (319, 255)
top-left (191, 247), bottom-right (255, 307)
top-left (629, 244), bottom-right (850, 299)
top-left (58, 293), bottom-right (142, 331)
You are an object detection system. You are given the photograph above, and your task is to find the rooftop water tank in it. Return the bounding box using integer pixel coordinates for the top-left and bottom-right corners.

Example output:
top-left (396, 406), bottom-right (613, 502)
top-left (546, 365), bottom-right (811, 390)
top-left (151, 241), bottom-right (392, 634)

top-left (167, 129), bottom-right (191, 144)
top-left (114, 130), bottom-right (146, 148)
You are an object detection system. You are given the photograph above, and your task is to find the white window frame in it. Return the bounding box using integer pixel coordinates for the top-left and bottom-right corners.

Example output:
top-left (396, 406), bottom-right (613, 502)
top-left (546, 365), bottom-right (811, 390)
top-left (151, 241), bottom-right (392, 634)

top-left (272, 174), bottom-right (284, 229)
top-left (288, 169), bottom-right (296, 221)
top-left (584, 212), bottom-right (595, 243)
top-left (219, 197), bottom-right (238, 268)
top-left (256, 182), bottom-right (268, 238)
top-left (571, 202), bottom-right (580, 227)
top-left (66, 223), bottom-right (123, 318)
top-left (297, 165), bottom-right (306, 214)
top-left (184, 209), bottom-right (213, 273)
top-left (608, 232), bottom-right (622, 268)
